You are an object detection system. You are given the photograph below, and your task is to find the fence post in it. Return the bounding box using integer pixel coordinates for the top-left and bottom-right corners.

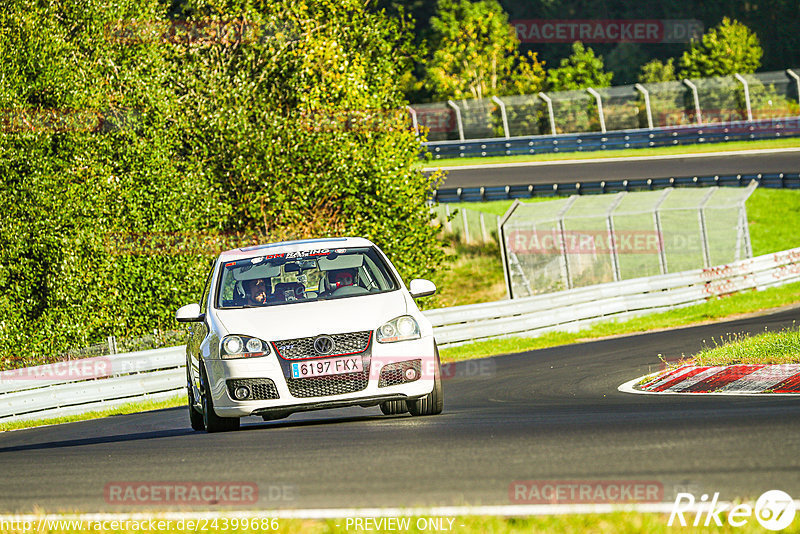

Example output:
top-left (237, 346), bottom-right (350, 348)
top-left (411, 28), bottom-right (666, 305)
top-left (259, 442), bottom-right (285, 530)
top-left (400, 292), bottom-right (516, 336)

top-left (697, 187), bottom-right (718, 268)
top-left (682, 79), bottom-right (703, 125)
top-left (480, 212), bottom-right (489, 243)
top-left (740, 180), bottom-right (758, 259)
top-left (406, 105), bottom-right (420, 138)
top-left (447, 100), bottom-right (465, 141)
top-left (444, 204), bottom-right (452, 233)
top-left (461, 207), bottom-right (470, 243)
top-left (787, 69), bottom-right (800, 103)
top-left (557, 196), bottom-right (578, 290)
top-left (491, 95), bottom-right (511, 138)
top-left (606, 192), bottom-right (626, 281)
top-left (538, 92), bottom-right (557, 136)
top-left (734, 73), bottom-right (753, 122)
top-left (634, 83), bottom-right (654, 129)
top-left (653, 188), bottom-right (672, 274)
top-left (499, 202), bottom-right (522, 299)
top-left (586, 87), bottom-right (607, 133)
top-left (107, 335), bottom-right (117, 355)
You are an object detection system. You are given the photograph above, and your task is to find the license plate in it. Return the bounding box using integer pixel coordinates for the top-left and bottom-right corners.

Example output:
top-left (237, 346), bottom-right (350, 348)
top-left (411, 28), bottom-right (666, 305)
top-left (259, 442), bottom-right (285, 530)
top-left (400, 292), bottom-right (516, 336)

top-left (291, 356), bottom-right (363, 379)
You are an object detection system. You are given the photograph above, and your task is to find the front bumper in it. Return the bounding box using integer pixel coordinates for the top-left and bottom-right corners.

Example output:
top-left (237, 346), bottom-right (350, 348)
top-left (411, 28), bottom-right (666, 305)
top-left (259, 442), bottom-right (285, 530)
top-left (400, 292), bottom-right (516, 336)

top-left (204, 335), bottom-right (436, 418)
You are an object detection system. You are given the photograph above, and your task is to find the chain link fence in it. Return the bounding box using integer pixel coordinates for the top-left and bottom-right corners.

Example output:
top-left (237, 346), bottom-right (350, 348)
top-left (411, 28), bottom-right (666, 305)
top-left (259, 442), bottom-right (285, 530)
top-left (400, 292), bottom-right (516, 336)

top-left (411, 68), bottom-right (800, 141)
top-left (431, 204), bottom-right (499, 245)
top-left (499, 181), bottom-right (757, 298)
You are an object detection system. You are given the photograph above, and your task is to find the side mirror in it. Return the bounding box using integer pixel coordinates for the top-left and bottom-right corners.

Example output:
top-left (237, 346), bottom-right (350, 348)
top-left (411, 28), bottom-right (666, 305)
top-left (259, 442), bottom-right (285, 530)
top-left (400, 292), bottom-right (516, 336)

top-left (176, 303), bottom-right (204, 323)
top-left (409, 279), bottom-right (436, 298)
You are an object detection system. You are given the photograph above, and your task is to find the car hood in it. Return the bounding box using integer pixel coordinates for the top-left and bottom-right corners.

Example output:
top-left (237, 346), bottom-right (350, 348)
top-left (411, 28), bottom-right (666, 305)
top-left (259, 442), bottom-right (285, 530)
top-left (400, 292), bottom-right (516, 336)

top-left (214, 290), bottom-right (409, 341)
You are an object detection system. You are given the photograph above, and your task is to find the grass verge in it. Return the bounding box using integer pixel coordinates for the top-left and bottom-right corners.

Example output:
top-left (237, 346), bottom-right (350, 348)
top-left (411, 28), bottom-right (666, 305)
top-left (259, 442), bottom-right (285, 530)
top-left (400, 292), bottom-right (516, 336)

top-left (0, 394), bottom-right (184, 433)
top-left (418, 136), bottom-right (800, 168)
top-left (425, 240), bottom-right (507, 309)
top-left (0, 513), bottom-right (789, 533)
top-left (439, 281), bottom-right (800, 363)
top-left (691, 325), bottom-right (800, 366)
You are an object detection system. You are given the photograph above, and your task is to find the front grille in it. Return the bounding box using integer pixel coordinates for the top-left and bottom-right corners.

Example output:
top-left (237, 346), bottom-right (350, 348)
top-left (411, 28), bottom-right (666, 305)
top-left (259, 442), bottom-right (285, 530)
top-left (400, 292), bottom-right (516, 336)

top-left (274, 331), bottom-right (372, 360)
top-left (287, 371), bottom-right (369, 398)
top-left (227, 378), bottom-right (280, 400)
top-left (378, 360), bottom-right (422, 387)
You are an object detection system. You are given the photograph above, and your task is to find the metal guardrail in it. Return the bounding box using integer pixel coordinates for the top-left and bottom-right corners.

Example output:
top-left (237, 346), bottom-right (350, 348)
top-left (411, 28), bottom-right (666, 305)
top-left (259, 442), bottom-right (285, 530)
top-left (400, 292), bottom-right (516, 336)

top-left (2, 246), bottom-right (799, 422)
top-left (424, 117), bottom-right (800, 160)
top-left (0, 346), bottom-right (185, 422)
top-left (433, 172), bottom-right (800, 203)
top-left (426, 247), bottom-right (800, 346)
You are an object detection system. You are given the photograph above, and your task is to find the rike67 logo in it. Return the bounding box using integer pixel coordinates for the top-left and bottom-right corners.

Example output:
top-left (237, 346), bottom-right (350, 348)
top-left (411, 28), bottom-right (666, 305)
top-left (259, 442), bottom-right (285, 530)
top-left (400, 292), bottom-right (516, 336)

top-left (669, 490), bottom-right (797, 530)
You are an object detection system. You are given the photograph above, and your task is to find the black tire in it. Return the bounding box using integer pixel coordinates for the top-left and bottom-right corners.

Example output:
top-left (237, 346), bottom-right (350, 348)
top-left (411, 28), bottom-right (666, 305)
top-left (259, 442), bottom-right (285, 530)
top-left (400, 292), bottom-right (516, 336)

top-left (407, 345), bottom-right (444, 416)
top-left (379, 400), bottom-right (408, 415)
top-left (200, 367), bottom-right (240, 433)
top-left (187, 376), bottom-right (205, 432)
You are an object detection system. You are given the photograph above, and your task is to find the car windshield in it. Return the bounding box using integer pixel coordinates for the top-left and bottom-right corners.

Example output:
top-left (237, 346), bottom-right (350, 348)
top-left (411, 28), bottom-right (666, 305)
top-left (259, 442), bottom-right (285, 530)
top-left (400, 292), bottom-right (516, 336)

top-left (215, 246), bottom-right (398, 309)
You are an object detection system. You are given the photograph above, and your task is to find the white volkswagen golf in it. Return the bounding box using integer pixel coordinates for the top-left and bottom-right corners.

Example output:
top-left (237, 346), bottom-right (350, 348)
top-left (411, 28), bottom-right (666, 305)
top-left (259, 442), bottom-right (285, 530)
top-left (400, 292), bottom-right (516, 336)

top-left (176, 237), bottom-right (443, 432)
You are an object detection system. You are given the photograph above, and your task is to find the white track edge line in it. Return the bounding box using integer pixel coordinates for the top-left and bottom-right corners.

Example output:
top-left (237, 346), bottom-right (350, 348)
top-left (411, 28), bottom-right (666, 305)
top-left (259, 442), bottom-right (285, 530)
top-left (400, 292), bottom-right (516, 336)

top-left (0, 502), bottom-right (736, 520)
top-left (423, 147), bottom-right (800, 172)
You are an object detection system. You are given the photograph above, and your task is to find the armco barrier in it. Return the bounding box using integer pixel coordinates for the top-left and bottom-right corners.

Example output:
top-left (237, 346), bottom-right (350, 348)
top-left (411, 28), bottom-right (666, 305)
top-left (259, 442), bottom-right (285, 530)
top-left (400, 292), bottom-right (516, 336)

top-left (0, 346), bottom-right (185, 422)
top-left (433, 172), bottom-right (800, 203)
top-left (426, 247), bottom-right (800, 346)
top-left (424, 116), bottom-right (800, 160)
top-left (2, 247), bottom-right (799, 423)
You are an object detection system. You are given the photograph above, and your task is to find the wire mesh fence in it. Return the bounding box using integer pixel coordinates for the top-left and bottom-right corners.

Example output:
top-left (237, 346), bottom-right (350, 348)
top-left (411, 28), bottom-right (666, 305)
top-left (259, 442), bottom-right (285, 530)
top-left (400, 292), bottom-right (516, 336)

top-left (499, 182), bottom-right (757, 298)
top-left (60, 330), bottom-right (186, 361)
top-left (431, 204), bottom-right (499, 245)
top-left (410, 68), bottom-right (800, 141)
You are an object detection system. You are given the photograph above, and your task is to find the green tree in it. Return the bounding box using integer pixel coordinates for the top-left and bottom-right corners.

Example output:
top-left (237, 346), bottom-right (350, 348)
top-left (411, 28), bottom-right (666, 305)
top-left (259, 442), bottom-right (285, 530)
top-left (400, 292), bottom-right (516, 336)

top-left (546, 42), bottom-right (613, 92)
top-left (678, 17), bottom-right (763, 78)
top-left (638, 58), bottom-right (677, 84)
top-left (543, 42), bottom-right (613, 134)
top-left (423, 0), bottom-right (545, 100)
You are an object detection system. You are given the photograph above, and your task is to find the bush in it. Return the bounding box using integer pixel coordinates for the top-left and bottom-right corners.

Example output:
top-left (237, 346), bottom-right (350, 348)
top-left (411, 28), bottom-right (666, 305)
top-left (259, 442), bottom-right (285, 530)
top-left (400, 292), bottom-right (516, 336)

top-left (0, 0), bottom-right (444, 368)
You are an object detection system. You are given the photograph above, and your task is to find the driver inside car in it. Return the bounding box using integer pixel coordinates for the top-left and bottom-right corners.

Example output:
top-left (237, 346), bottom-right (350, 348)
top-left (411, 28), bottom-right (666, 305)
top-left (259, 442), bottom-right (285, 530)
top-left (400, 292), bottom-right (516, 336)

top-left (243, 278), bottom-right (271, 306)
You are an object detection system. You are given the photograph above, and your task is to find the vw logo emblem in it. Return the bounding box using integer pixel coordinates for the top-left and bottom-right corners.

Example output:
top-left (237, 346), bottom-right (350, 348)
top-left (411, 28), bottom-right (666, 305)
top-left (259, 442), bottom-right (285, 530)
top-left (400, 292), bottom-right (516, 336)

top-left (313, 335), bottom-right (335, 355)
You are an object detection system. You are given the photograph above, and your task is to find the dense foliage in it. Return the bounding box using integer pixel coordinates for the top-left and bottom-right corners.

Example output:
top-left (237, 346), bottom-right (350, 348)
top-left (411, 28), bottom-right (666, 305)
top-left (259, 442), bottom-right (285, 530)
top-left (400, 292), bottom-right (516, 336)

top-left (678, 18), bottom-right (763, 78)
top-left (422, 0), bottom-right (545, 100)
top-left (0, 0), bottom-right (445, 367)
top-left (545, 42), bottom-right (613, 92)
top-left (379, 0), bottom-right (800, 88)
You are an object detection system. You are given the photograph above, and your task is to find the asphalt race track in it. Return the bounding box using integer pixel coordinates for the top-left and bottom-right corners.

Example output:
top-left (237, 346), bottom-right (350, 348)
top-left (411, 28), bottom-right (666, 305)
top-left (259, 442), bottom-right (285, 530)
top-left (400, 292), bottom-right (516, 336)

top-left (431, 149), bottom-right (800, 189)
top-left (1, 308), bottom-right (799, 513)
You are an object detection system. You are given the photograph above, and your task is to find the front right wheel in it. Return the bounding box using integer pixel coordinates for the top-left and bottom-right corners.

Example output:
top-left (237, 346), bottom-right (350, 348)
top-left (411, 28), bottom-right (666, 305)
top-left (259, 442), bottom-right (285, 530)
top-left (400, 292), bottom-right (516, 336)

top-left (188, 376), bottom-right (205, 432)
top-left (379, 400), bottom-right (408, 415)
top-left (200, 367), bottom-right (240, 433)
top-left (407, 345), bottom-right (444, 416)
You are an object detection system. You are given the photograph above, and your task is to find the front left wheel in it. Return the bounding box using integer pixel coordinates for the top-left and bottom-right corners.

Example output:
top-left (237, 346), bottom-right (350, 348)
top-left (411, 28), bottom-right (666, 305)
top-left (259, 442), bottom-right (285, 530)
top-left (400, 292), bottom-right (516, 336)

top-left (407, 345), bottom-right (444, 416)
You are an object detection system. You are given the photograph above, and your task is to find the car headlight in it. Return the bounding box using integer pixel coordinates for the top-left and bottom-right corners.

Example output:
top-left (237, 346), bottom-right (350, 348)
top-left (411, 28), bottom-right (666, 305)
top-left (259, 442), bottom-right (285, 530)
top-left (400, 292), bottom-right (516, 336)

top-left (377, 315), bottom-right (420, 343)
top-left (221, 335), bottom-right (270, 359)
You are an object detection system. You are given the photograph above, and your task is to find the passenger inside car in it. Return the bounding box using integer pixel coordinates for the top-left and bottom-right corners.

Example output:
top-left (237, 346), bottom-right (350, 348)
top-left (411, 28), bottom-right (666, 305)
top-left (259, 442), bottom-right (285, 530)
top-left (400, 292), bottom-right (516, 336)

top-left (332, 269), bottom-right (357, 289)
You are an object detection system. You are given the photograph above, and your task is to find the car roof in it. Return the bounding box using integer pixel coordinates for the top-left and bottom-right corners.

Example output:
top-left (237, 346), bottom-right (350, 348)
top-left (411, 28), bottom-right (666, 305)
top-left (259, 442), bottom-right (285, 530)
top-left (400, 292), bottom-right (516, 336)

top-left (218, 236), bottom-right (376, 262)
